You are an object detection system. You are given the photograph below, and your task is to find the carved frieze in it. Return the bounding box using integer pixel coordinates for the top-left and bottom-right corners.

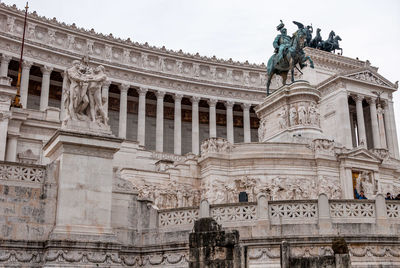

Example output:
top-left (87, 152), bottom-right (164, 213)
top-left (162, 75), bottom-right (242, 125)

top-left (201, 175), bottom-right (342, 204)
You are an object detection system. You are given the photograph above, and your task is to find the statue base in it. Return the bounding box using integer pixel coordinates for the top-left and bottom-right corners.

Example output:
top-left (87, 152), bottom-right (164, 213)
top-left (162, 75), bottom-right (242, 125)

top-left (256, 81), bottom-right (324, 143)
top-left (43, 130), bottom-right (122, 242)
top-left (62, 118), bottom-right (113, 137)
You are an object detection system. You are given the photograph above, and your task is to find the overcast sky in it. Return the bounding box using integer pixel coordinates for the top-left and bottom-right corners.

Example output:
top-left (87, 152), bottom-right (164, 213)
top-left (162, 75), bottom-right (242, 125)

top-left (3, 0), bottom-right (400, 147)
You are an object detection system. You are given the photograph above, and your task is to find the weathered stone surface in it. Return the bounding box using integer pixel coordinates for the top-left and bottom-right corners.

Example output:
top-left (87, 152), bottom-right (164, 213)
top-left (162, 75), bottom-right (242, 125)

top-left (189, 218), bottom-right (241, 268)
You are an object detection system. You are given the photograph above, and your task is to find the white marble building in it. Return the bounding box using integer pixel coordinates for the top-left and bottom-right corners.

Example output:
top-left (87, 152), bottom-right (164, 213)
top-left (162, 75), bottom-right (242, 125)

top-left (0, 3), bottom-right (399, 267)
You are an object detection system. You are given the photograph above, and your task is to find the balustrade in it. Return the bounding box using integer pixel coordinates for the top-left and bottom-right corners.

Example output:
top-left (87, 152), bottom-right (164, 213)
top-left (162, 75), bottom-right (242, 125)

top-left (0, 161), bottom-right (45, 183)
top-left (156, 194), bottom-right (398, 231)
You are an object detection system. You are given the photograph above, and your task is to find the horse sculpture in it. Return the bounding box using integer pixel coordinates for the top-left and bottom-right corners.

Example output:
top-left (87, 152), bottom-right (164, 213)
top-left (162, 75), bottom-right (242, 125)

top-left (317, 31), bottom-right (343, 55)
top-left (266, 22), bottom-right (314, 95)
top-left (309, 28), bottom-right (322, 48)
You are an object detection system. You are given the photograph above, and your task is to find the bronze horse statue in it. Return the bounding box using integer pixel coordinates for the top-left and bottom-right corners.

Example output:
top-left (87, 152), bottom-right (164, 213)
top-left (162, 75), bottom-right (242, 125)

top-left (318, 35), bottom-right (342, 55)
top-left (266, 22), bottom-right (314, 95)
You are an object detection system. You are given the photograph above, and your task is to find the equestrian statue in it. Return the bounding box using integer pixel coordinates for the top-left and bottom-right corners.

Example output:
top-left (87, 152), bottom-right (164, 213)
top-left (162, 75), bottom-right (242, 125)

top-left (266, 20), bottom-right (314, 95)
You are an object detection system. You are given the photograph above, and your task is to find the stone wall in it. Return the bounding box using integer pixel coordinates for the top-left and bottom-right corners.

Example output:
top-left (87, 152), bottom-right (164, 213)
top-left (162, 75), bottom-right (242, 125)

top-left (0, 161), bottom-right (56, 241)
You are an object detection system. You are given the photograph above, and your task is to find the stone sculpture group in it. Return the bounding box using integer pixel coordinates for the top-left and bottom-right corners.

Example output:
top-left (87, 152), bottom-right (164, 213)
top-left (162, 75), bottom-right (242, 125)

top-left (63, 57), bottom-right (109, 127)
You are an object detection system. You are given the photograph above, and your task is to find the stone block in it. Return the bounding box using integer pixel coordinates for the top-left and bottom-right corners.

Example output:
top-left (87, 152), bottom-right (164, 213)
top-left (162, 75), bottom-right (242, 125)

top-left (43, 130), bottom-right (122, 242)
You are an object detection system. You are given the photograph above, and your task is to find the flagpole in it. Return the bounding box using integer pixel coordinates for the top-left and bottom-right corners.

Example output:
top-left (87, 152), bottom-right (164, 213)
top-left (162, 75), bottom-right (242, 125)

top-left (12, 2), bottom-right (29, 108)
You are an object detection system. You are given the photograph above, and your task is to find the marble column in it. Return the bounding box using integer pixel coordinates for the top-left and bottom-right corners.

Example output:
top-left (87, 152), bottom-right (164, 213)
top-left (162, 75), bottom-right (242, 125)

top-left (20, 60), bottom-right (33, 108)
top-left (242, 103), bottom-right (251, 143)
top-left (118, 84), bottom-right (129, 139)
top-left (102, 80), bottom-right (111, 118)
top-left (355, 95), bottom-right (366, 147)
top-left (60, 71), bottom-right (67, 120)
top-left (39, 65), bottom-right (53, 111)
top-left (0, 54), bottom-right (11, 77)
top-left (383, 101), bottom-right (394, 155)
top-left (377, 103), bottom-right (387, 148)
top-left (208, 99), bottom-right (217, 138)
top-left (174, 94), bottom-right (183, 155)
top-left (336, 89), bottom-right (352, 148)
top-left (137, 87), bottom-right (147, 146)
top-left (5, 134), bottom-right (18, 162)
top-left (155, 90), bottom-right (165, 152)
top-left (368, 98), bottom-right (381, 148)
top-left (225, 101), bottom-right (234, 143)
top-left (387, 99), bottom-right (400, 158)
top-left (191, 96), bottom-right (200, 155)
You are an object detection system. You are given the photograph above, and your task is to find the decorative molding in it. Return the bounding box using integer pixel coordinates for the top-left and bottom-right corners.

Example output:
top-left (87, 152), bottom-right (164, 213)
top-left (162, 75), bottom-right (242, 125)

top-left (0, 162), bottom-right (45, 183)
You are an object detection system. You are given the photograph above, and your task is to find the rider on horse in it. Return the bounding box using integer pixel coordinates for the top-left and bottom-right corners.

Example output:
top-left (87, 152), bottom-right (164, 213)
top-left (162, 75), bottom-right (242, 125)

top-left (273, 20), bottom-right (292, 63)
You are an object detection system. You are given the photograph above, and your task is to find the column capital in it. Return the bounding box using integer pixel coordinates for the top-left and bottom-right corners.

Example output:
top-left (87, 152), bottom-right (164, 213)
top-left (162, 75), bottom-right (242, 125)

top-left (366, 97), bottom-right (376, 105)
top-left (40, 65), bottom-right (53, 75)
top-left (174, 93), bottom-right (183, 102)
top-left (190, 96), bottom-right (201, 104)
top-left (207, 98), bottom-right (218, 107)
top-left (103, 80), bottom-right (112, 88)
top-left (119, 83), bottom-right (130, 93)
top-left (354, 94), bottom-right (364, 103)
top-left (22, 60), bottom-right (33, 69)
top-left (156, 90), bottom-right (166, 99)
top-left (241, 103), bottom-right (252, 110)
top-left (1, 54), bottom-right (11, 63)
top-left (224, 100), bottom-right (235, 109)
top-left (138, 87), bottom-right (148, 96)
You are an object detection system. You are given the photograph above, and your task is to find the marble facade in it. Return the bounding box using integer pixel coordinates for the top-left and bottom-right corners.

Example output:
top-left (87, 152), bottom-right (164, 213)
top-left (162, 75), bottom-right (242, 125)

top-left (0, 3), bottom-right (399, 267)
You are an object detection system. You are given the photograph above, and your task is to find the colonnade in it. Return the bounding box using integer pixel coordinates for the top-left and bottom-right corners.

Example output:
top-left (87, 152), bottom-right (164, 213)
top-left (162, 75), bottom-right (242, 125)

top-left (112, 83), bottom-right (253, 154)
top-left (1, 54), bottom-right (255, 157)
top-left (350, 94), bottom-right (399, 158)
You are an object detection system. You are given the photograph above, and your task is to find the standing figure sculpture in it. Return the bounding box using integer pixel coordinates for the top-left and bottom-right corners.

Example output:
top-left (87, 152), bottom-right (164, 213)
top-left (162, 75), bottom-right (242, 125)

top-left (266, 20), bottom-right (314, 95)
top-left (305, 25), bottom-right (313, 47)
top-left (63, 57), bottom-right (109, 128)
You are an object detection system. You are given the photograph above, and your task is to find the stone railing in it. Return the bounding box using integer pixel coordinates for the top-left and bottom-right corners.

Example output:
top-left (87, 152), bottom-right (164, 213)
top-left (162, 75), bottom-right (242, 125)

top-left (329, 200), bottom-right (375, 223)
top-left (269, 200), bottom-right (318, 224)
top-left (0, 161), bottom-right (45, 183)
top-left (210, 202), bottom-right (257, 225)
top-left (158, 206), bottom-right (199, 229)
top-left (156, 194), bottom-right (400, 233)
top-left (386, 201), bottom-right (400, 219)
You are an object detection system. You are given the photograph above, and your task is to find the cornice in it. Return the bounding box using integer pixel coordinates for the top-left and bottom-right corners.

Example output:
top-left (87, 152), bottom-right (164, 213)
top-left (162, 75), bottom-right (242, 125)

top-left (0, 3), bottom-right (266, 70)
top-left (317, 64), bottom-right (397, 94)
top-left (1, 3), bottom-right (369, 75)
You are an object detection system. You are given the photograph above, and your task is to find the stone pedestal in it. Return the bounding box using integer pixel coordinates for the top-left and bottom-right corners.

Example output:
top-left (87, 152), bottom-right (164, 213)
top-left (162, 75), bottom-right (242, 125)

top-left (43, 130), bottom-right (122, 242)
top-left (255, 81), bottom-right (323, 143)
top-left (189, 218), bottom-right (241, 268)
